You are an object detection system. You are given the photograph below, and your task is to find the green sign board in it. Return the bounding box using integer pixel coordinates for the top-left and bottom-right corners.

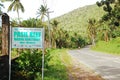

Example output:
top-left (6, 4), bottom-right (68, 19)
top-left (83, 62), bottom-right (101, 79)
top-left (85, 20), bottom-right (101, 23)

top-left (12, 27), bottom-right (44, 48)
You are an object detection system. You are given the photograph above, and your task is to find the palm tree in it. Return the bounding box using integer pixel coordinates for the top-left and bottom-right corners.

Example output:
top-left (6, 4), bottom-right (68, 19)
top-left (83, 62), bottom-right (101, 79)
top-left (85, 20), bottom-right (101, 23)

top-left (87, 18), bottom-right (97, 45)
top-left (97, 22), bottom-right (111, 42)
top-left (8, 0), bottom-right (24, 24)
top-left (37, 5), bottom-right (48, 21)
top-left (51, 20), bottom-right (59, 28)
top-left (51, 20), bottom-right (59, 48)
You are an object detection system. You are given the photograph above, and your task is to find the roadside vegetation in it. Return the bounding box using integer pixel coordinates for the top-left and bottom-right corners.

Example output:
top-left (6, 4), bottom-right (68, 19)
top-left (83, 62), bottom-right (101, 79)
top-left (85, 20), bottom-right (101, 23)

top-left (92, 37), bottom-right (120, 55)
top-left (11, 49), bottom-right (69, 80)
top-left (90, 0), bottom-right (120, 54)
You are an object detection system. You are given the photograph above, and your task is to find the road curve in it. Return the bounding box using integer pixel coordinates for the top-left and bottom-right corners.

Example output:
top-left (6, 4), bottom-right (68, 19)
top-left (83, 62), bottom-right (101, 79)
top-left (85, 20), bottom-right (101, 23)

top-left (68, 47), bottom-right (120, 80)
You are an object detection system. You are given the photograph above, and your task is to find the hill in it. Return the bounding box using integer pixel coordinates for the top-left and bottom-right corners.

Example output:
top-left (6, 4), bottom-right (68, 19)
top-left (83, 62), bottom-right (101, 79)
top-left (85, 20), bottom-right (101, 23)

top-left (54, 4), bottom-right (105, 37)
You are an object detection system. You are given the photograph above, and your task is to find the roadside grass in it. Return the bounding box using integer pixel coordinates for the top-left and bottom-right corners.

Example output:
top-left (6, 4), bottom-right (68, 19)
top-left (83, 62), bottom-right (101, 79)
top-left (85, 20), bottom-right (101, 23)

top-left (36, 49), bottom-right (69, 80)
top-left (92, 37), bottom-right (120, 55)
top-left (10, 49), bottom-right (70, 80)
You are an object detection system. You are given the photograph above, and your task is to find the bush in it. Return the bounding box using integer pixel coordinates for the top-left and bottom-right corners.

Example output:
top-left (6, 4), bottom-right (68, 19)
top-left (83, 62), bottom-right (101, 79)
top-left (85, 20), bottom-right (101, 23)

top-left (112, 29), bottom-right (120, 38)
top-left (11, 49), bottom-right (51, 80)
top-left (70, 36), bottom-right (87, 48)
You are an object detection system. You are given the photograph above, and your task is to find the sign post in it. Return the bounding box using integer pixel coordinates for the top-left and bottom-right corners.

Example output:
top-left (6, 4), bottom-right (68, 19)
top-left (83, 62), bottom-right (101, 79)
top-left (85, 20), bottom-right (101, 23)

top-left (9, 26), bottom-right (12, 80)
top-left (42, 28), bottom-right (45, 80)
top-left (1, 13), bottom-right (10, 80)
top-left (11, 27), bottom-right (45, 80)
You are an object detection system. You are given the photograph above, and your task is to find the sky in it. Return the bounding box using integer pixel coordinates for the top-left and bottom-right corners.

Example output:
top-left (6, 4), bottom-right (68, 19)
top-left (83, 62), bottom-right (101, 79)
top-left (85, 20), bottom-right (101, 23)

top-left (2, 0), bottom-right (100, 20)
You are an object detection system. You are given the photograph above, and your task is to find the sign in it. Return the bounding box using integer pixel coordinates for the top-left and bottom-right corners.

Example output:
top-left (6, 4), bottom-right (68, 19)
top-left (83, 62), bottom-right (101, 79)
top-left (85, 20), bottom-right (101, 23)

top-left (12, 27), bottom-right (44, 48)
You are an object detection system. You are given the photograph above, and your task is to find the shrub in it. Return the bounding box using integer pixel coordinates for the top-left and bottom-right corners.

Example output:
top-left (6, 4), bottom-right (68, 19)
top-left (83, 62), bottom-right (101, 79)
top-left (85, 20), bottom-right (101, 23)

top-left (11, 49), bottom-right (51, 80)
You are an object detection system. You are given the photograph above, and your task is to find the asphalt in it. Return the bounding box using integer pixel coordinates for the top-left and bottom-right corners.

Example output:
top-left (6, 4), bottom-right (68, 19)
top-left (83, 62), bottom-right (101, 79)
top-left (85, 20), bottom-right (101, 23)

top-left (68, 47), bottom-right (120, 80)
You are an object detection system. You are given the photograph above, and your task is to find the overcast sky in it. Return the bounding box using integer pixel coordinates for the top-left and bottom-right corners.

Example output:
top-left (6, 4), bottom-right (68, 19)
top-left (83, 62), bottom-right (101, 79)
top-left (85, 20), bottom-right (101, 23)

top-left (2, 0), bottom-right (100, 20)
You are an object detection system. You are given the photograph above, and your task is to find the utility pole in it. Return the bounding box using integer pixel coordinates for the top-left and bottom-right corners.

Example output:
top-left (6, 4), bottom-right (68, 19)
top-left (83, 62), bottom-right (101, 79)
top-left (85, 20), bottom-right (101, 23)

top-left (47, 10), bottom-right (53, 48)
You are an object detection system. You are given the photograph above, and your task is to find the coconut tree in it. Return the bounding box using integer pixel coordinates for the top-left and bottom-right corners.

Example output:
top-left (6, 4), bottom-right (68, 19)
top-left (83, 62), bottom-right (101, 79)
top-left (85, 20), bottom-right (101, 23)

top-left (37, 4), bottom-right (49, 48)
top-left (51, 20), bottom-right (59, 47)
top-left (97, 22), bottom-right (111, 42)
top-left (87, 18), bottom-right (97, 45)
top-left (8, 0), bottom-right (24, 24)
top-left (36, 5), bottom-right (48, 21)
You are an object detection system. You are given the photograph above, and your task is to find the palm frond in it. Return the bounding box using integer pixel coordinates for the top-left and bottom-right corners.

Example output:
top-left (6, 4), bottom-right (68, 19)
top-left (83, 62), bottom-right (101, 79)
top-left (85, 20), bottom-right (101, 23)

top-left (1, 0), bottom-right (13, 2)
top-left (0, 3), bottom-right (4, 8)
top-left (36, 4), bottom-right (48, 20)
top-left (7, 0), bottom-right (24, 12)
top-left (7, 1), bottom-right (14, 12)
top-left (19, 3), bottom-right (24, 12)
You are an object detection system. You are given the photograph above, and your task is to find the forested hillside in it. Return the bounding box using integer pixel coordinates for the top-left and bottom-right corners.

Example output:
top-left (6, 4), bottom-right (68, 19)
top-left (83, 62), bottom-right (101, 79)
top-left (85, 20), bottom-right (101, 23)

top-left (54, 4), bottom-right (105, 37)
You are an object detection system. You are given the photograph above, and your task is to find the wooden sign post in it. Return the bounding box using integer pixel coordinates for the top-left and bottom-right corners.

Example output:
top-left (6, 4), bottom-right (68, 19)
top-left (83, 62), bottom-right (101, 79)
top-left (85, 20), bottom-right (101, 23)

top-left (1, 13), bottom-right (10, 80)
top-left (2, 13), bottom-right (10, 55)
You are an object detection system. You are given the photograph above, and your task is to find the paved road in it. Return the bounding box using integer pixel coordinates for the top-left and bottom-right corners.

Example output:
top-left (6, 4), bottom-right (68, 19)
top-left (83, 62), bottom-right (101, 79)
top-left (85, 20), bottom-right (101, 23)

top-left (68, 47), bottom-right (120, 80)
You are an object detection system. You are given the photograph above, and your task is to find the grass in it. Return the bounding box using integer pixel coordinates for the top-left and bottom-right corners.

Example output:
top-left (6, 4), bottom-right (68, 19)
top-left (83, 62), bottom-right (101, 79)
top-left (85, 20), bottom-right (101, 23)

top-left (35, 49), bottom-right (70, 80)
top-left (92, 37), bottom-right (120, 55)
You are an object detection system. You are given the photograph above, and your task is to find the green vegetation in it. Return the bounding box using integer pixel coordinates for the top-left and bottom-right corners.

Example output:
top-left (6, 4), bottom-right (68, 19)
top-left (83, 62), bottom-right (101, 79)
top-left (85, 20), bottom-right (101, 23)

top-left (11, 49), bottom-right (43, 80)
top-left (87, 18), bottom-right (97, 45)
top-left (54, 4), bottom-right (105, 37)
top-left (0, 0), bottom-right (120, 51)
top-left (96, 0), bottom-right (120, 27)
top-left (7, 0), bottom-right (25, 24)
top-left (11, 49), bottom-right (69, 80)
top-left (10, 18), bottom-right (87, 48)
top-left (43, 49), bottom-right (69, 80)
top-left (0, 0), bottom-right (120, 79)
top-left (92, 37), bottom-right (120, 54)
top-left (53, 0), bottom-right (120, 51)
top-left (90, 0), bottom-right (120, 55)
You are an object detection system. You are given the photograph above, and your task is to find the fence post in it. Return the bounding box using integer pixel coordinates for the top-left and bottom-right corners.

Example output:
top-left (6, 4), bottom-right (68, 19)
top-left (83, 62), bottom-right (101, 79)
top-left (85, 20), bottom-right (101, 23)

top-left (2, 13), bottom-right (10, 55)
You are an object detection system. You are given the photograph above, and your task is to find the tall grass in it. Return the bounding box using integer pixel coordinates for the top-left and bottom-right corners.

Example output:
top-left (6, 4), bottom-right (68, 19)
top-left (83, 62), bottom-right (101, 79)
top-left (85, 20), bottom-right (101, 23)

top-left (36, 49), bottom-right (69, 80)
top-left (92, 37), bottom-right (120, 55)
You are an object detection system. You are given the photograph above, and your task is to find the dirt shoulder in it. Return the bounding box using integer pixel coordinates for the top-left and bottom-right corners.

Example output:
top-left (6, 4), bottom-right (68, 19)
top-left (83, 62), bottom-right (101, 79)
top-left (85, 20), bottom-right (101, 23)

top-left (66, 54), bottom-right (104, 80)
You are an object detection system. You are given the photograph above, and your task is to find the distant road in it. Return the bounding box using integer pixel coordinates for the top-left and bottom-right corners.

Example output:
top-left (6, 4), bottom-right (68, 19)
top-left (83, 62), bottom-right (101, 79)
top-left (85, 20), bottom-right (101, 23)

top-left (68, 47), bottom-right (120, 80)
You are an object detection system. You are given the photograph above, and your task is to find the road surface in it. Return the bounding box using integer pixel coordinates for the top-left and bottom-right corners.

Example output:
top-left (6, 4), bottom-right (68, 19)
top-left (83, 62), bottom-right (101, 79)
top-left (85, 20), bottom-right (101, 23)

top-left (68, 47), bottom-right (120, 80)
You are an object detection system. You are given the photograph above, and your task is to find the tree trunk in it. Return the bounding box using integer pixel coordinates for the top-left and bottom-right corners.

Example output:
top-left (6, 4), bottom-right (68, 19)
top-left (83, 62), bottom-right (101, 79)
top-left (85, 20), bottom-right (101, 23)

top-left (17, 9), bottom-right (20, 25)
top-left (92, 34), bottom-right (95, 46)
top-left (104, 31), bottom-right (109, 42)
